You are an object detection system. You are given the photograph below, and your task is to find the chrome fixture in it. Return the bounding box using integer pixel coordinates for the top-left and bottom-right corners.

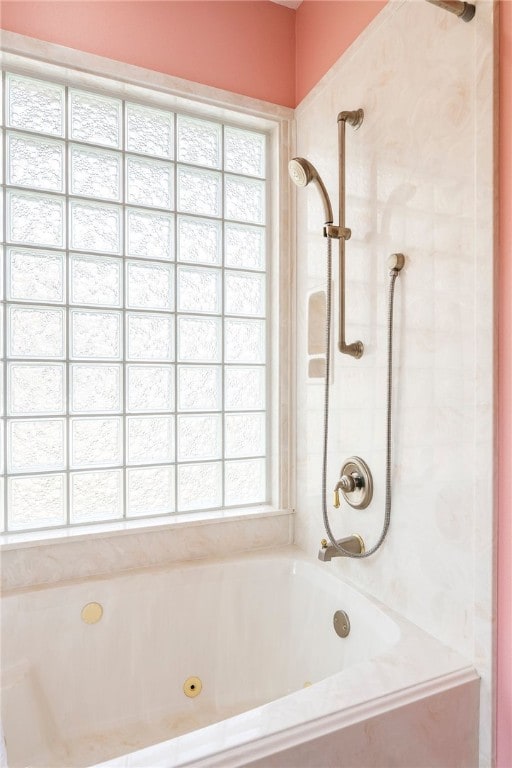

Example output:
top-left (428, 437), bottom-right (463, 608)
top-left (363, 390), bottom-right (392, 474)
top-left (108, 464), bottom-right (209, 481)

top-left (288, 158), bottom-right (333, 226)
top-left (333, 456), bottom-right (373, 510)
top-left (333, 610), bottom-right (351, 638)
top-left (333, 109), bottom-right (364, 359)
top-left (288, 107), bottom-right (363, 359)
top-left (318, 534), bottom-right (365, 561)
top-left (387, 252), bottom-right (406, 272)
top-left (290, 112), bottom-right (405, 562)
top-left (425, 0), bottom-right (475, 22)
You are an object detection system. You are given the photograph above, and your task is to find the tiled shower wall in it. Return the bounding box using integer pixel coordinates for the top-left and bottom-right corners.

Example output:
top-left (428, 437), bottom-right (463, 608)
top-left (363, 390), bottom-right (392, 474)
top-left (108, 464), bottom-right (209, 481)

top-left (293, 0), bottom-right (495, 764)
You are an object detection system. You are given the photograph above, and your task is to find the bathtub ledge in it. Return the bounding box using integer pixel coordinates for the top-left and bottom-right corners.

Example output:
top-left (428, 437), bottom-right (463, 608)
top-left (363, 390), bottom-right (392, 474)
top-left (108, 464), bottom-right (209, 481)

top-left (0, 506), bottom-right (294, 591)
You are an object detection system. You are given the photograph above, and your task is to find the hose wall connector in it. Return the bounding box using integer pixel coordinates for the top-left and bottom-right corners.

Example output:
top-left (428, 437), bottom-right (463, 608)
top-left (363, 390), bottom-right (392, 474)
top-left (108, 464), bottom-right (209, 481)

top-left (387, 253), bottom-right (405, 274)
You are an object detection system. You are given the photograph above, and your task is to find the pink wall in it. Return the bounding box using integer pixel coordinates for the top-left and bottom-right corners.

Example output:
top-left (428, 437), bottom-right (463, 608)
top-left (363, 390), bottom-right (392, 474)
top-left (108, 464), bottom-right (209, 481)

top-left (0, 0), bottom-right (510, 763)
top-left (498, 1), bottom-right (512, 765)
top-left (295, 0), bottom-right (385, 104)
top-left (0, 1), bottom-right (296, 107)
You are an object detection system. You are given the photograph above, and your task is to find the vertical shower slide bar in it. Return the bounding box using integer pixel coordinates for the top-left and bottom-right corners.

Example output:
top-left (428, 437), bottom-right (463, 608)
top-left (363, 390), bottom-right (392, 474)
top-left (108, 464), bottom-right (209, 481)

top-left (325, 109), bottom-right (364, 359)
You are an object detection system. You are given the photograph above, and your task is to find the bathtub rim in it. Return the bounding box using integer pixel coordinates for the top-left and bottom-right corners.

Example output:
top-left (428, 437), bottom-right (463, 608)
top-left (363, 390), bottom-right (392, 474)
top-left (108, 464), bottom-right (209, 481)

top-left (173, 668), bottom-right (479, 768)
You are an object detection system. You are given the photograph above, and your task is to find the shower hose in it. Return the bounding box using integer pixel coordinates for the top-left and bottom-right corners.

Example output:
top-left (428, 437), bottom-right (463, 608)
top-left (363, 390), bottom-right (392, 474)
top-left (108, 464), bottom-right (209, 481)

top-left (321, 238), bottom-right (401, 558)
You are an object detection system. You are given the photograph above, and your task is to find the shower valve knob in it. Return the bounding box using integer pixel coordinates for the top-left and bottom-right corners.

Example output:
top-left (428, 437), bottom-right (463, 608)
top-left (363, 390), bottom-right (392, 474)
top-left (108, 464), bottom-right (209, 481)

top-left (338, 474), bottom-right (356, 493)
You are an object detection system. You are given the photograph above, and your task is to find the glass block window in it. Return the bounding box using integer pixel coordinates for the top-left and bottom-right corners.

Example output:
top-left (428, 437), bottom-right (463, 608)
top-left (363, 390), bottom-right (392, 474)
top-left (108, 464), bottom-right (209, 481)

top-left (1, 71), bottom-right (268, 532)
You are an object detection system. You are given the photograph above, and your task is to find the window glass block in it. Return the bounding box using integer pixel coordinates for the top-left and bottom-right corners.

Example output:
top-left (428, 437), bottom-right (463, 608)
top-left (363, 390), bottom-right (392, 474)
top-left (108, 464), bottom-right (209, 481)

top-left (71, 470), bottom-right (123, 523)
top-left (71, 364), bottom-right (122, 413)
top-left (177, 267), bottom-right (221, 314)
top-left (225, 319), bottom-right (265, 363)
top-left (127, 365), bottom-right (174, 413)
top-left (225, 175), bottom-right (265, 225)
top-left (177, 462), bottom-right (222, 512)
top-left (225, 412), bottom-right (265, 458)
top-left (127, 416), bottom-right (174, 465)
top-left (1, 77), bottom-right (269, 531)
top-left (72, 262), bottom-right (116, 312)
top-left (8, 418), bottom-right (66, 473)
top-left (70, 145), bottom-right (121, 201)
top-left (177, 216), bottom-right (221, 265)
top-left (225, 458), bottom-right (266, 506)
top-left (126, 103), bottom-right (174, 159)
top-left (126, 208), bottom-right (174, 261)
top-left (70, 201), bottom-right (121, 254)
top-left (225, 271), bottom-right (265, 317)
top-left (127, 466), bottom-right (174, 517)
top-left (178, 414), bottom-right (222, 461)
top-left (70, 89), bottom-right (121, 148)
top-left (71, 254), bottom-right (122, 307)
top-left (8, 474), bottom-right (66, 531)
top-left (7, 190), bottom-right (64, 248)
top-left (9, 305), bottom-right (65, 359)
top-left (177, 115), bottom-right (221, 168)
top-left (177, 316), bottom-right (221, 363)
top-left (127, 313), bottom-right (174, 361)
top-left (7, 132), bottom-right (64, 192)
top-left (177, 167), bottom-right (221, 217)
top-left (7, 247), bottom-right (64, 303)
top-left (71, 310), bottom-right (121, 360)
top-left (126, 261), bottom-right (173, 311)
top-left (126, 156), bottom-right (173, 209)
top-left (224, 127), bottom-right (266, 178)
top-left (71, 417), bottom-right (122, 467)
top-left (9, 363), bottom-right (65, 416)
top-left (177, 366), bottom-right (221, 412)
top-left (225, 366), bottom-right (265, 411)
top-left (7, 73), bottom-right (64, 136)
top-left (225, 222), bottom-right (265, 271)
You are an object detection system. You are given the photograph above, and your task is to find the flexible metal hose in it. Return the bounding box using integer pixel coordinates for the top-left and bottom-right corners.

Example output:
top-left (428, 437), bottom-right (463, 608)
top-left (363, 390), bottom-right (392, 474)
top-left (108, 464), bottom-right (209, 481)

top-left (321, 237), bottom-right (400, 558)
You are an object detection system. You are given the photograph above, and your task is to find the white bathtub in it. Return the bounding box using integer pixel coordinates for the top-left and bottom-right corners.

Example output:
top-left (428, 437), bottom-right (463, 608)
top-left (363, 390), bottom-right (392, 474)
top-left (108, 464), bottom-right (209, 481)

top-left (1, 547), bottom-right (479, 768)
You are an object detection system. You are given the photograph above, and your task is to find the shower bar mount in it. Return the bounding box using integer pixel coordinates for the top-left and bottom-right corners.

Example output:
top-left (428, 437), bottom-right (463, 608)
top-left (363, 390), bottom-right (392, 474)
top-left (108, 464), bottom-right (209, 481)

top-left (425, 0), bottom-right (476, 22)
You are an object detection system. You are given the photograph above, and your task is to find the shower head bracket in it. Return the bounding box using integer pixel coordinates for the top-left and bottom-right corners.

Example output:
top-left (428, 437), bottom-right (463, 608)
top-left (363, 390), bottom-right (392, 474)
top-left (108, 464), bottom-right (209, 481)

top-left (324, 224), bottom-right (351, 240)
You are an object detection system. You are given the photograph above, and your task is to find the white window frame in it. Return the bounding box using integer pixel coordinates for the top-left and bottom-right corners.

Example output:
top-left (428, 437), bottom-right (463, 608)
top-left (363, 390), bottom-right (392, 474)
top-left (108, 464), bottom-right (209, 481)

top-left (0, 33), bottom-right (295, 536)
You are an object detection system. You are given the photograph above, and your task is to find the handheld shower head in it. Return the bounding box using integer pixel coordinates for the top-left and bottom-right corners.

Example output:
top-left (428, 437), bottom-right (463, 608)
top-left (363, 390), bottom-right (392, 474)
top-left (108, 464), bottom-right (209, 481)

top-left (288, 157), bottom-right (333, 225)
top-left (288, 157), bottom-right (314, 188)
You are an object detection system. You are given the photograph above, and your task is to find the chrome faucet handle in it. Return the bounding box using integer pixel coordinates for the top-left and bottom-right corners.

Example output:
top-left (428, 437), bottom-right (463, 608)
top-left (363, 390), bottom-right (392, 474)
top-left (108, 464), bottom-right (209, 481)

top-left (333, 474), bottom-right (356, 508)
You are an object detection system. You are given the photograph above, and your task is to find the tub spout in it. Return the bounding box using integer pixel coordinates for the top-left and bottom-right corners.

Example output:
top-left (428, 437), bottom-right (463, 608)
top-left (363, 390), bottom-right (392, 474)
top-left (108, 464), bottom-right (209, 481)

top-left (318, 534), bottom-right (365, 561)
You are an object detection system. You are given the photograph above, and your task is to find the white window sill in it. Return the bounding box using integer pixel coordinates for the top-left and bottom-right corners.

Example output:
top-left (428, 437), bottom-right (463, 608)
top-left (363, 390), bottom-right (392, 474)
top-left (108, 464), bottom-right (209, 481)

top-left (0, 505), bottom-right (293, 552)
